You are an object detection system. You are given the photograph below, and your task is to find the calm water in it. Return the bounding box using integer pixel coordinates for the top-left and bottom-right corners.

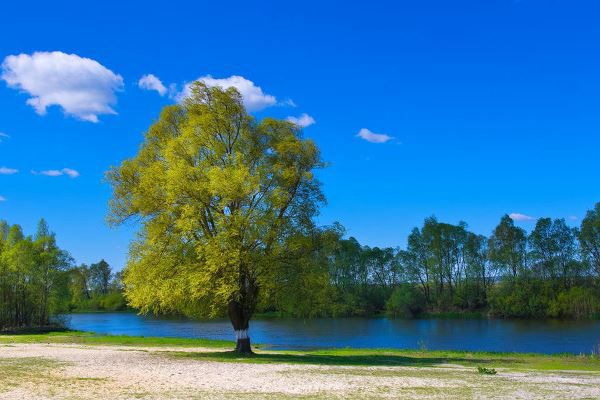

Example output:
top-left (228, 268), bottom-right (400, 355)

top-left (65, 313), bottom-right (600, 354)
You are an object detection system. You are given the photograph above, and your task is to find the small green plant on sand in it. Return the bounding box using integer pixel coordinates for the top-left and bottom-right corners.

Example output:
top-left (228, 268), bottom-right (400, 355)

top-left (477, 366), bottom-right (497, 375)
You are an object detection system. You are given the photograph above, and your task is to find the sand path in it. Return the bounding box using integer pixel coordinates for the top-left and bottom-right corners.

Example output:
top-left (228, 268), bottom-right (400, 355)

top-left (1, 343), bottom-right (599, 399)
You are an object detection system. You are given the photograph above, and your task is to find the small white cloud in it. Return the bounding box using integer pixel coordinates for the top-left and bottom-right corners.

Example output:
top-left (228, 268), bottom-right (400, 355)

top-left (33, 168), bottom-right (80, 178)
top-left (0, 167), bottom-right (18, 175)
top-left (356, 128), bottom-right (393, 144)
top-left (62, 168), bottom-right (80, 178)
top-left (1, 51), bottom-right (123, 122)
top-left (280, 98), bottom-right (297, 107)
top-left (37, 170), bottom-right (62, 177)
top-left (178, 75), bottom-right (277, 112)
top-left (509, 213), bottom-right (535, 221)
top-left (287, 113), bottom-right (316, 128)
top-left (0, 132), bottom-right (9, 142)
top-left (568, 215), bottom-right (578, 221)
top-left (0, 196), bottom-right (5, 202)
top-left (138, 74), bottom-right (167, 96)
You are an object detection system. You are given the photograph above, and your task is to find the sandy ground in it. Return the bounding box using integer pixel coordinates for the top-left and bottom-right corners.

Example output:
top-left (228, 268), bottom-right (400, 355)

top-left (1, 343), bottom-right (600, 399)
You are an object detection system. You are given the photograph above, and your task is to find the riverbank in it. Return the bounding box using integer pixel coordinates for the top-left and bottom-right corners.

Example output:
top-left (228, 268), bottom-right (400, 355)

top-left (1, 333), bottom-right (599, 399)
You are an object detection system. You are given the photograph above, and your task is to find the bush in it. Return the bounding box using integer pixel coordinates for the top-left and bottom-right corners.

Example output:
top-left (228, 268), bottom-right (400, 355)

top-left (477, 366), bottom-right (497, 375)
top-left (488, 279), bottom-right (552, 318)
top-left (454, 283), bottom-right (487, 311)
top-left (386, 284), bottom-right (426, 318)
top-left (100, 292), bottom-right (128, 311)
top-left (70, 291), bottom-right (128, 312)
top-left (548, 287), bottom-right (600, 319)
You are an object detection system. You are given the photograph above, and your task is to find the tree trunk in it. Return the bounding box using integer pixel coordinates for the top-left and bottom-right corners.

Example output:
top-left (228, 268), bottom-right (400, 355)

top-left (228, 300), bottom-right (252, 354)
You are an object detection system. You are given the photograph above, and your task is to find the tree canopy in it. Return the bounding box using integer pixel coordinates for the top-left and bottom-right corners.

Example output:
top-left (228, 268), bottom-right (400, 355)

top-left (0, 219), bottom-right (72, 329)
top-left (107, 82), bottom-right (326, 352)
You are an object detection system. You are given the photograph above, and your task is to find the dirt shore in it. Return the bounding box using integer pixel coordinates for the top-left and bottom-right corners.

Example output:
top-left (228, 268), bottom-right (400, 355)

top-left (1, 343), bottom-right (599, 399)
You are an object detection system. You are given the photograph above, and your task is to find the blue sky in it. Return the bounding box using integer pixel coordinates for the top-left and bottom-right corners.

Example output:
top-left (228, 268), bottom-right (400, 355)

top-left (1, 0), bottom-right (599, 270)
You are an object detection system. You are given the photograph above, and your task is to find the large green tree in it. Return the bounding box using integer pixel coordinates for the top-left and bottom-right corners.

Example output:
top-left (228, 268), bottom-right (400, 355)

top-left (0, 219), bottom-right (71, 329)
top-left (488, 215), bottom-right (527, 278)
top-left (529, 218), bottom-right (580, 286)
top-left (107, 82), bottom-right (324, 352)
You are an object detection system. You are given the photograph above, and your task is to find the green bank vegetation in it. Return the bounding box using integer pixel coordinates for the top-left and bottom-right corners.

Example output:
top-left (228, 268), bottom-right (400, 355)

top-left (0, 219), bottom-right (127, 331)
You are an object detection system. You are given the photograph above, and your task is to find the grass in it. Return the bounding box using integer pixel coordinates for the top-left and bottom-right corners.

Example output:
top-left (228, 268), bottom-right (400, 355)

top-left (2, 331), bottom-right (600, 372)
top-left (0, 357), bottom-right (67, 392)
top-left (170, 347), bottom-right (600, 371)
top-left (0, 330), bottom-right (232, 348)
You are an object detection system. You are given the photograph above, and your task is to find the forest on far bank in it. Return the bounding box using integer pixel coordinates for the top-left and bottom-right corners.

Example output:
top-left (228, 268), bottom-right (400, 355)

top-left (1, 201), bottom-right (599, 330)
top-left (0, 219), bottom-right (126, 330)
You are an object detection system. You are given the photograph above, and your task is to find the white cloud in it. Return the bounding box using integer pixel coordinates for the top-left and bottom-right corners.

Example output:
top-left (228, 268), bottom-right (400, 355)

top-left (0, 167), bottom-right (18, 175)
top-left (568, 215), bottom-right (578, 221)
top-left (1, 51), bottom-right (123, 122)
top-left (356, 128), bottom-right (393, 144)
top-left (0, 196), bottom-right (5, 202)
top-left (138, 74), bottom-right (167, 96)
top-left (178, 75), bottom-right (277, 112)
top-left (0, 132), bottom-right (8, 142)
top-left (62, 168), bottom-right (80, 178)
top-left (509, 213), bottom-right (535, 221)
top-left (280, 99), bottom-right (297, 107)
top-left (287, 113), bottom-right (316, 128)
top-left (33, 168), bottom-right (80, 178)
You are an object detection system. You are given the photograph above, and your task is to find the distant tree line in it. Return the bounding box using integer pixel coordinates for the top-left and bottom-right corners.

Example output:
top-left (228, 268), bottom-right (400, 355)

top-left (68, 260), bottom-right (127, 312)
top-left (1, 202), bottom-right (599, 329)
top-left (260, 202), bottom-right (600, 320)
top-left (0, 219), bottom-right (71, 329)
top-left (0, 219), bottom-right (125, 330)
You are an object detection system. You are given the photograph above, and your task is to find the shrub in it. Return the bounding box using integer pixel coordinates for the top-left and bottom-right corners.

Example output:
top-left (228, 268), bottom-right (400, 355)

top-left (386, 284), bottom-right (426, 318)
top-left (477, 366), bottom-right (497, 375)
top-left (488, 279), bottom-right (552, 318)
top-left (100, 292), bottom-right (128, 311)
top-left (548, 287), bottom-right (600, 319)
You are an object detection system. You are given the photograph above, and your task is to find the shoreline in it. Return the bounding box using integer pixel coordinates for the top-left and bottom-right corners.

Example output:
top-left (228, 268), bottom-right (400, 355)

top-left (62, 309), bottom-right (600, 321)
top-left (1, 332), bottom-right (599, 367)
top-left (0, 333), bottom-right (599, 399)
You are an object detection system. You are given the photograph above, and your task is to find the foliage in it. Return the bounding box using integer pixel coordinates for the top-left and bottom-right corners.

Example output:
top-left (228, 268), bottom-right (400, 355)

top-left (487, 277), bottom-right (574, 319)
top-left (488, 215), bottom-right (527, 278)
top-left (0, 219), bottom-right (72, 329)
top-left (323, 203), bottom-right (600, 320)
top-left (477, 366), bottom-right (497, 375)
top-left (580, 203), bottom-right (600, 277)
top-left (68, 262), bottom-right (127, 312)
top-left (548, 287), bottom-right (600, 319)
top-left (259, 225), bottom-right (341, 318)
top-left (107, 81), bottom-right (325, 351)
top-left (386, 284), bottom-right (426, 318)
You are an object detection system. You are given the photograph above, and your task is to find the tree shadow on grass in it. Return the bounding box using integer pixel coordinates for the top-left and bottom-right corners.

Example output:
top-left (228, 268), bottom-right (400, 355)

top-left (175, 350), bottom-right (512, 368)
top-left (0, 325), bottom-right (71, 335)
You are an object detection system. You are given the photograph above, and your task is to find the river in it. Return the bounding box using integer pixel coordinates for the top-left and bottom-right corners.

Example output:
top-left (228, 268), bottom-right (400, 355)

top-left (64, 312), bottom-right (600, 354)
